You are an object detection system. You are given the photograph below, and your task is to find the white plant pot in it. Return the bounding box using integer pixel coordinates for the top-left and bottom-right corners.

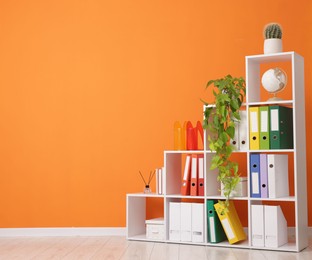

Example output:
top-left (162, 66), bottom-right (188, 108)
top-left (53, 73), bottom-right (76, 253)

top-left (264, 39), bottom-right (283, 54)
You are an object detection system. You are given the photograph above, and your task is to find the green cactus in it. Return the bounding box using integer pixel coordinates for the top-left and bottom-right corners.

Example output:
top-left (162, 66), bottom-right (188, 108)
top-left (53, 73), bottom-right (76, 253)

top-left (264, 23), bottom-right (282, 39)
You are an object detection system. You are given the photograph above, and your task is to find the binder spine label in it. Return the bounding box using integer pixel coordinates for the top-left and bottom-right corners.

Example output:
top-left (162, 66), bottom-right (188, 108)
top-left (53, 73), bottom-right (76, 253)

top-left (221, 218), bottom-right (235, 240)
top-left (209, 217), bottom-right (216, 242)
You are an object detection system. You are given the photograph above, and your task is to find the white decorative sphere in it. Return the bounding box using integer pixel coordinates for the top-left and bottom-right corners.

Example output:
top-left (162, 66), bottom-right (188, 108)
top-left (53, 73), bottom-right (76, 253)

top-left (261, 68), bottom-right (287, 93)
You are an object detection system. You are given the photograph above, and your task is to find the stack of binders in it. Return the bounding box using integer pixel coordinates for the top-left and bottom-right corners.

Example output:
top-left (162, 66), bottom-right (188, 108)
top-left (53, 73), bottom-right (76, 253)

top-left (169, 202), bottom-right (204, 243)
top-left (250, 154), bottom-right (289, 199)
top-left (181, 154), bottom-right (204, 196)
top-left (251, 204), bottom-right (288, 248)
top-left (249, 105), bottom-right (293, 150)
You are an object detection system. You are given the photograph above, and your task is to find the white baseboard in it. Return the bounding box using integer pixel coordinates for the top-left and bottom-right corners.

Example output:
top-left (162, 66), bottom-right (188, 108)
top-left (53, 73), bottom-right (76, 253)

top-left (0, 227), bottom-right (126, 237)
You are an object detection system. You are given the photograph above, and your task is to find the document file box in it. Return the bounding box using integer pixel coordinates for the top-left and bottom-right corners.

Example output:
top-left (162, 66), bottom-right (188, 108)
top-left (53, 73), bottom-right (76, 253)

top-left (192, 203), bottom-right (204, 243)
top-left (180, 203), bottom-right (192, 242)
top-left (264, 205), bottom-right (288, 248)
top-left (251, 205), bottom-right (264, 247)
top-left (214, 201), bottom-right (246, 244)
top-left (249, 107), bottom-right (260, 150)
top-left (267, 154), bottom-right (289, 198)
top-left (250, 153), bottom-right (261, 198)
top-left (259, 106), bottom-right (270, 150)
top-left (169, 202), bottom-right (181, 241)
top-left (269, 106), bottom-right (293, 149)
top-left (207, 200), bottom-right (226, 243)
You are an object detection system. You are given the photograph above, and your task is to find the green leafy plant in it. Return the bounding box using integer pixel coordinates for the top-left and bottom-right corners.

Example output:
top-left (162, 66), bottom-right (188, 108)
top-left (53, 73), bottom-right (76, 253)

top-left (264, 23), bottom-right (282, 39)
top-left (202, 75), bottom-right (246, 212)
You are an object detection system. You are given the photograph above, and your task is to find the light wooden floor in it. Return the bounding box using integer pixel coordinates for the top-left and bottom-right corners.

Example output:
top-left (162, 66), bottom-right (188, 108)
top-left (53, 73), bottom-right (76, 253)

top-left (0, 236), bottom-right (311, 259)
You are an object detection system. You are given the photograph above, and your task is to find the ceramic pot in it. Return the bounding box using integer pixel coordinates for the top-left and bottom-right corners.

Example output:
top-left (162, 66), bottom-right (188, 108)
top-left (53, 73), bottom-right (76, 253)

top-left (264, 39), bottom-right (283, 54)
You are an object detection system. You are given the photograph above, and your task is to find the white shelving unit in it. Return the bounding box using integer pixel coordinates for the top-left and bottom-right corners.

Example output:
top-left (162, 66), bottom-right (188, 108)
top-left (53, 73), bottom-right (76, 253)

top-left (126, 52), bottom-right (308, 252)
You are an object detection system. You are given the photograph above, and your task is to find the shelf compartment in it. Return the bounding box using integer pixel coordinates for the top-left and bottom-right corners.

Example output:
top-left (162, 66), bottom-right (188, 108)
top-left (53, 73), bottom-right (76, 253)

top-left (249, 200), bottom-right (299, 251)
top-left (127, 196), bottom-right (164, 241)
top-left (165, 152), bottom-right (205, 197)
top-left (246, 52), bottom-right (302, 103)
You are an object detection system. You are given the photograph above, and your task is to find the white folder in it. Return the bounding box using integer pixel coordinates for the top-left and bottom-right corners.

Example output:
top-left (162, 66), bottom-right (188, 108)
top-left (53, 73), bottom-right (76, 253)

top-left (169, 202), bottom-right (181, 241)
top-left (180, 203), bottom-right (192, 242)
top-left (267, 154), bottom-right (289, 198)
top-left (264, 205), bottom-right (288, 248)
top-left (251, 205), bottom-right (264, 247)
top-left (191, 203), bottom-right (204, 243)
top-left (239, 110), bottom-right (248, 151)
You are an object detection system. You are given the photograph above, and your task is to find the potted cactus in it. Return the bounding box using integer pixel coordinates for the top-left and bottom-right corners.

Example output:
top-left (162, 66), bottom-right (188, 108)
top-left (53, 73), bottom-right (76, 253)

top-left (263, 23), bottom-right (283, 54)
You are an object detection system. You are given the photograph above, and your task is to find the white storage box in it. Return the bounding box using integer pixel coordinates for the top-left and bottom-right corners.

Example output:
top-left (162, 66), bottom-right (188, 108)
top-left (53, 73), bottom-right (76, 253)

top-left (145, 217), bottom-right (165, 240)
top-left (221, 177), bottom-right (247, 197)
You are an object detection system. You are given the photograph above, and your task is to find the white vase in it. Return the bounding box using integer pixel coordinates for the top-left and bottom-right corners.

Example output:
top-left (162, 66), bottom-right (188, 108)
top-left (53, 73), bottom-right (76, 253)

top-left (264, 39), bottom-right (283, 54)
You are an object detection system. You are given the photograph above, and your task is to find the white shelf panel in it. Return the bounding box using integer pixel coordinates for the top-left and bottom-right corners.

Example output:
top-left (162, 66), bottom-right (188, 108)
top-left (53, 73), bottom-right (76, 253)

top-left (246, 51), bottom-right (299, 63)
top-left (250, 196), bottom-right (295, 202)
top-left (206, 150), bottom-right (247, 154)
top-left (166, 194), bottom-right (205, 199)
top-left (204, 103), bottom-right (247, 107)
top-left (164, 150), bottom-right (204, 154)
top-left (127, 193), bottom-right (164, 198)
top-left (206, 196), bottom-right (248, 201)
top-left (249, 149), bottom-right (294, 153)
top-left (248, 100), bottom-right (294, 106)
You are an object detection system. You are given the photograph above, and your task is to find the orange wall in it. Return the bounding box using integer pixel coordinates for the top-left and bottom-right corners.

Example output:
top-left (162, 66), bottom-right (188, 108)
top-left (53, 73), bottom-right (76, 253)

top-left (0, 0), bottom-right (311, 227)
